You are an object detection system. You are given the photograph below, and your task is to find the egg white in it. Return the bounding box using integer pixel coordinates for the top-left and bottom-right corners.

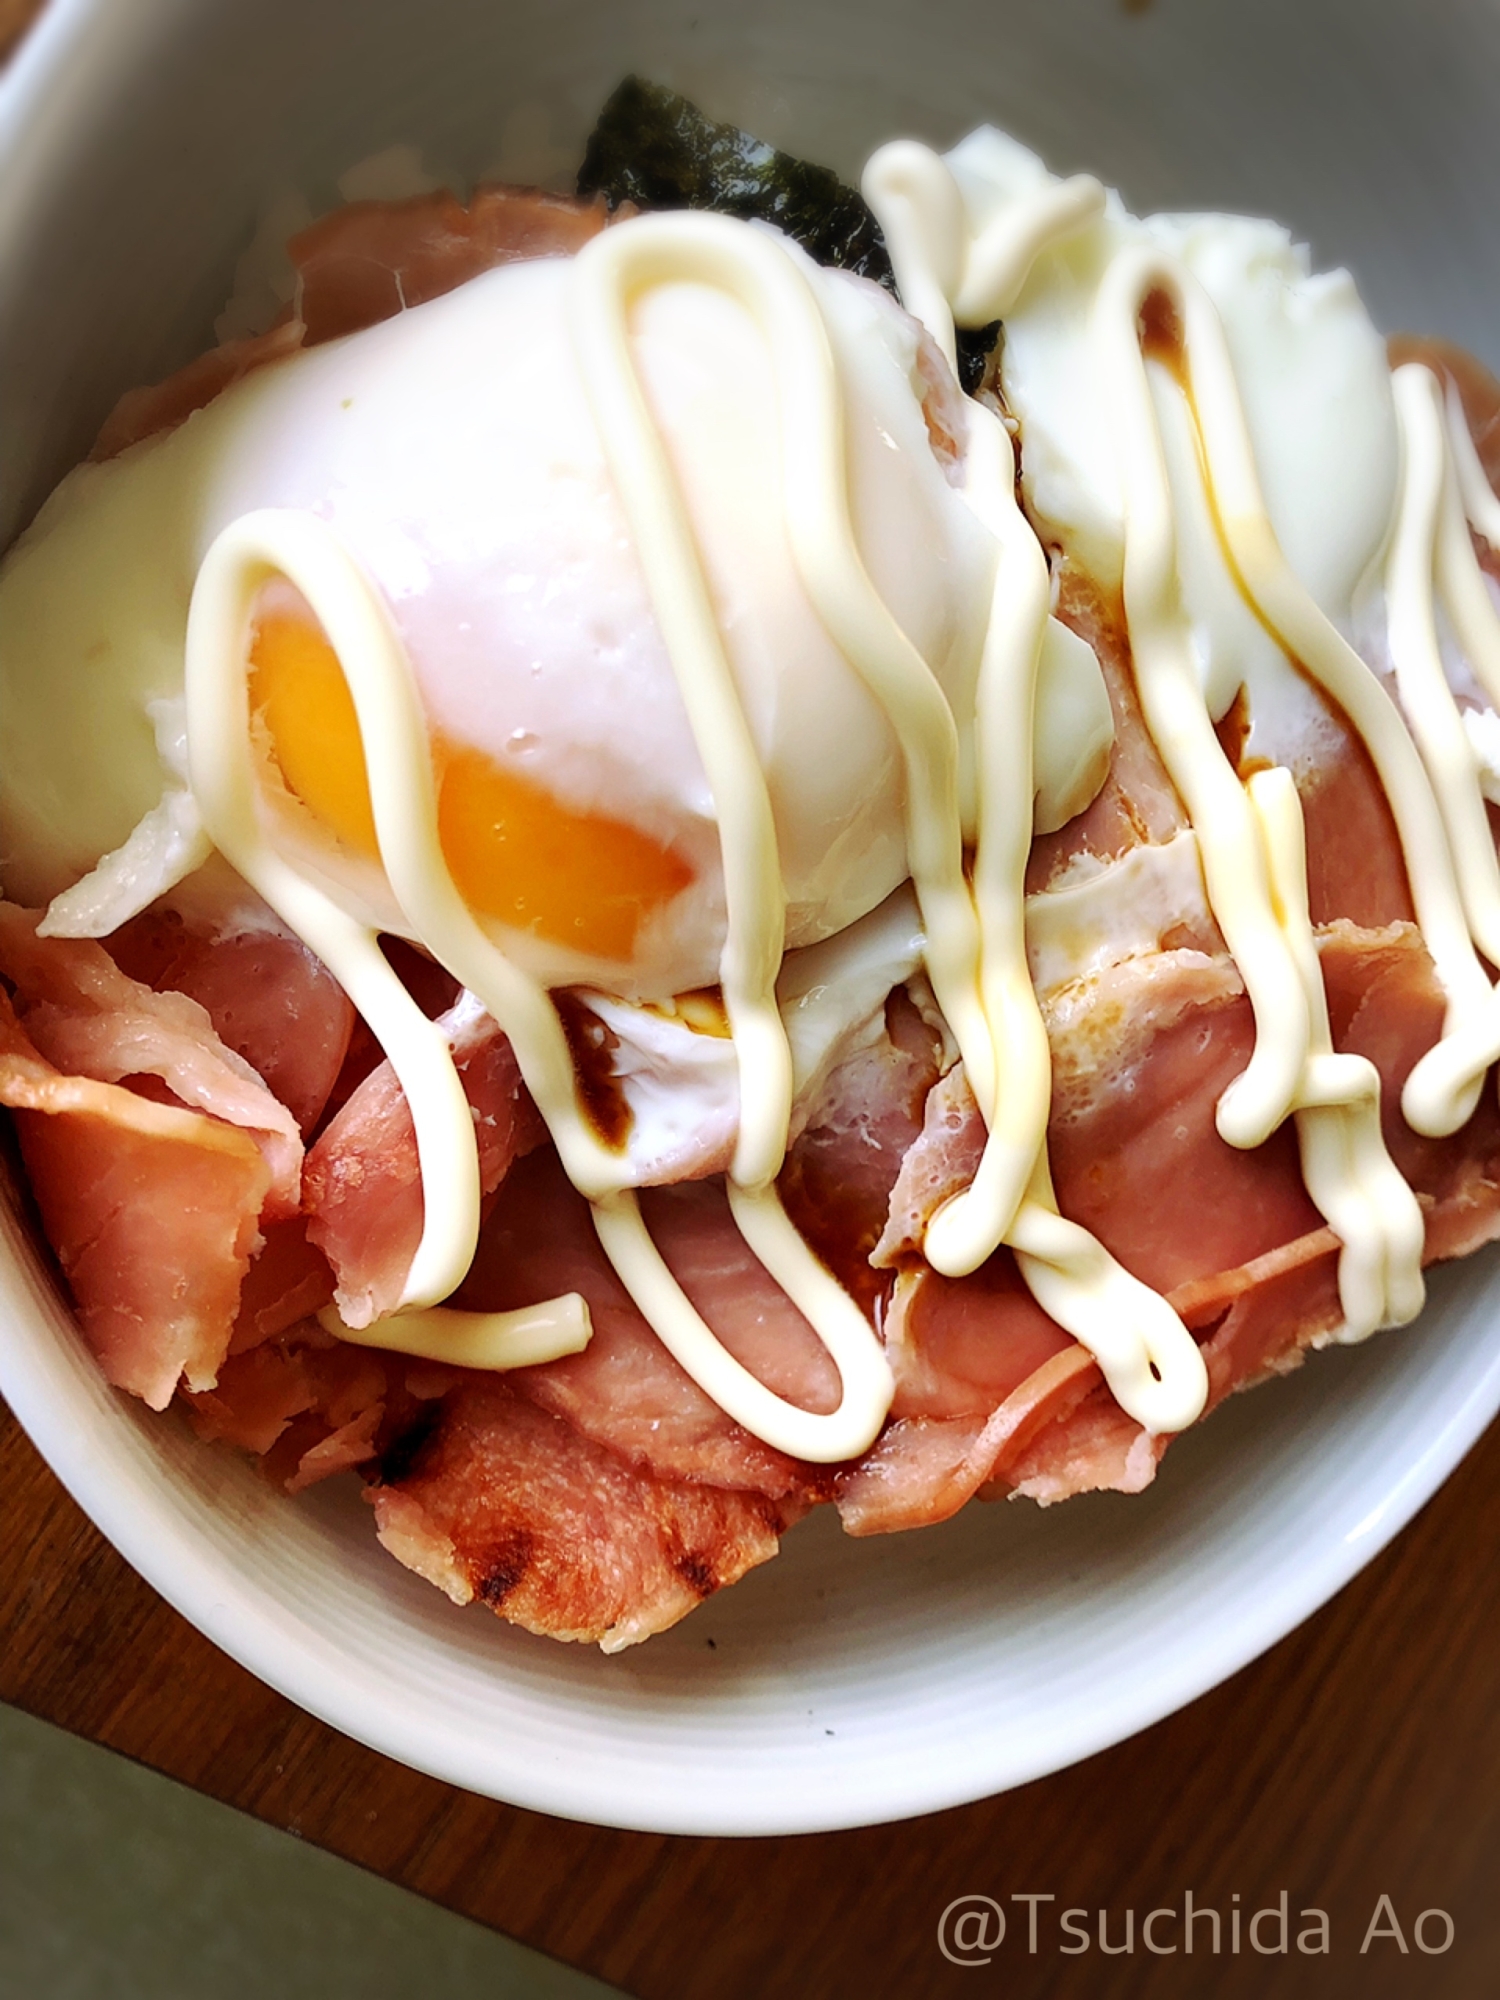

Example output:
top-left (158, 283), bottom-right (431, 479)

top-left (945, 126), bottom-right (1401, 770)
top-left (0, 237), bottom-right (996, 998)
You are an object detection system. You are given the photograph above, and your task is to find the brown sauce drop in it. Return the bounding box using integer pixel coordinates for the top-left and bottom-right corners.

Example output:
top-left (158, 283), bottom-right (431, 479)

top-left (553, 989), bottom-right (632, 1151)
top-left (1139, 286), bottom-right (1186, 383)
top-left (1212, 684), bottom-right (1272, 780)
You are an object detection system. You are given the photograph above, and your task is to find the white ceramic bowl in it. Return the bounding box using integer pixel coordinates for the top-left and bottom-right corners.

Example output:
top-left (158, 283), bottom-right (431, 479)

top-left (3, 0), bottom-right (1499, 1837)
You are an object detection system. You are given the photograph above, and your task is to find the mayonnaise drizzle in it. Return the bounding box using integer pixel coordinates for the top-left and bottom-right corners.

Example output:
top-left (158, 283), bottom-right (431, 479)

top-left (319, 1294), bottom-right (593, 1370)
top-left (182, 142), bottom-right (1500, 1456)
top-left (1179, 298), bottom-right (1500, 1139)
top-left (185, 508), bottom-right (895, 1458)
top-left (575, 210), bottom-right (1204, 1435)
top-left (1387, 364), bottom-right (1500, 967)
top-left (865, 153), bottom-right (1206, 1430)
top-left (1081, 249), bottom-right (1497, 1329)
top-left (1249, 766), bottom-right (1424, 1338)
top-left (868, 139), bottom-right (1500, 1350)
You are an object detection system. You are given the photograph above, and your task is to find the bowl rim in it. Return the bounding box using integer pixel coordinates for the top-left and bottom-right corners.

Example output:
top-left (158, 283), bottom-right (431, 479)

top-left (6, 1210), bottom-right (1500, 1836)
top-left (2, 0), bottom-right (1500, 1839)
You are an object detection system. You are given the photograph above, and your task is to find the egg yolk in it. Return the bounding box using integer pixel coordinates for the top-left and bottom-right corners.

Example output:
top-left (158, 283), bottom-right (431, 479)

top-left (248, 606), bottom-right (694, 962)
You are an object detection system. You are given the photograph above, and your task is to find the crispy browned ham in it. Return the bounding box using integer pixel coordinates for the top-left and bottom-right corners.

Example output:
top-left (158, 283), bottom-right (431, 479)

top-left (369, 1378), bottom-right (800, 1651)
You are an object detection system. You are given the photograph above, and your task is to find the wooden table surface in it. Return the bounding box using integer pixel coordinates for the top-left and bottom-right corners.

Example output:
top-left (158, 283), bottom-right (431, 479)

top-left (1, 4), bottom-right (1496, 1995)
top-left (2, 1388), bottom-right (1496, 2000)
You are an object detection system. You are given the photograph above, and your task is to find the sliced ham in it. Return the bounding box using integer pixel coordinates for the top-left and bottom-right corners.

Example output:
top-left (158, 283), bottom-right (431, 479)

top-left (837, 1345), bottom-right (1101, 1535)
top-left (90, 320), bottom-right (305, 462)
top-left (185, 1327), bottom-right (394, 1490)
top-left (1296, 718), bottom-right (1416, 932)
top-left (1024, 568), bottom-right (1186, 895)
top-left (107, 900), bottom-right (354, 1136)
top-left (368, 1378), bottom-right (800, 1650)
top-left (1025, 565), bottom-right (1414, 935)
top-left (1318, 917), bottom-right (1500, 1211)
top-left (0, 987), bottom-right (269, 1408)
top-left (0, 903), bottom-right (301, 1217)
top-left (840, 1233), bottom-right (1343, 1533)
top-left (89, 187), bottom-right (614, 462)
top-left (229, 1215), bottom-right (334, 1355)
top-left (1045, 953), bottom-right (1320, 1294)
top-left (881, 1254), bottom-right (1079, 1422)
top-left (847, 921), bottom-right (1500, 1532)
top-left (1000, 1233), bottom-right (1345, 1507)
top-left (290, 185), bottom-right (613, 346)
top-left (875, 947), bottom-right (1312, 1288)
top-left (303, 991), bottom-right (545, 1327)
top-left (780, 987), bottom-right (941, 1310)
top-left (457, 1147), bottom-right (831, 1502)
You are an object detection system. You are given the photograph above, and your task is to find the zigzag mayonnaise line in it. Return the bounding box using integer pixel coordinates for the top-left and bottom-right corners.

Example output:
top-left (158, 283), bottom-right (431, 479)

top-left (566, 208), bottom-right (1196, 1434)
top-left (864, 142), bottom-right (1500, 1348)
top-left (865, 151), bottom-right (1206, 1419)
top-left (181, 137), bottom-right (1500, 1457)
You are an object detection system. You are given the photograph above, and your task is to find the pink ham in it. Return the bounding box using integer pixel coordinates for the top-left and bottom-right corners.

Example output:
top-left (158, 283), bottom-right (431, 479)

top-left (89, 188), bottom-right (614, 462)
top-left (1001, 1233), bottom-right (1345, 1506)
top-left (1012, 920), bottom-right (1500, 1504)
top-left (367, 1378), bottom-right (801, 1650)
top-left (303, 993), bottom-right (546, 1327)
top-left (186, 1327), bottom-right (394, 1490)
top-left (881, 1255), bottom-right (1079, 1422)
top-left (875, 947), bottom-right (1314, 1287)
top-left (0, 904), bottom-right (301, 1217)
top-left (0, 987), bottom-right (269, 1408)
top-left (229, 1215), bottom-right (334, 1354)
top-left (838, 1346), bottom-right (1102, 1535)
top-left (1046, 955), bottom-right (1321, 1294)
top-left (457, 1147), bottom-right (831, 1502)
top-left (107, 901), bottom-right (354, 1136)
top-left (1297, 725), bottom-right (1416, 933)
top-left (847, 922), bottom-right (1500, 1532)
top-left (290, 185), bottom-right (613, 346)
top-left (781, 988), bottom-right (942, 1312)
top-left (1024, 569), bottom-right (1186, 896)
top-left (90, 320), bottom-right (306, 462)
top-left (1319, 918), bottom-right (1500, 1214)
top-left (1026, 565), bottom-right (1413, 930)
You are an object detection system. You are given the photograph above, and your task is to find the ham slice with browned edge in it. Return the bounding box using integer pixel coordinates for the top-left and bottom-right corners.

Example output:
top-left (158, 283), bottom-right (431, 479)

top-left (0, 903), bottom-right (302, 1217)
top-left (90, 187), bottom-right (614, 461)
top-left (368, 1378), bottom-right (802, 1652)
top-left (0, 986), bottom-right (269, 1408)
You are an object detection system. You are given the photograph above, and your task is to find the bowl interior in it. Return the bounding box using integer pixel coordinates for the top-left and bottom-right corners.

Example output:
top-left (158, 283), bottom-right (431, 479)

top-left (2, 0), bottom-right (1499, 1834)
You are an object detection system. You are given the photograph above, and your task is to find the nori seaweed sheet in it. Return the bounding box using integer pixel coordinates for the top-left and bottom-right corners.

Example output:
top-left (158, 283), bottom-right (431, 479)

top-left (578, 77), bottom-right (998, 395)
